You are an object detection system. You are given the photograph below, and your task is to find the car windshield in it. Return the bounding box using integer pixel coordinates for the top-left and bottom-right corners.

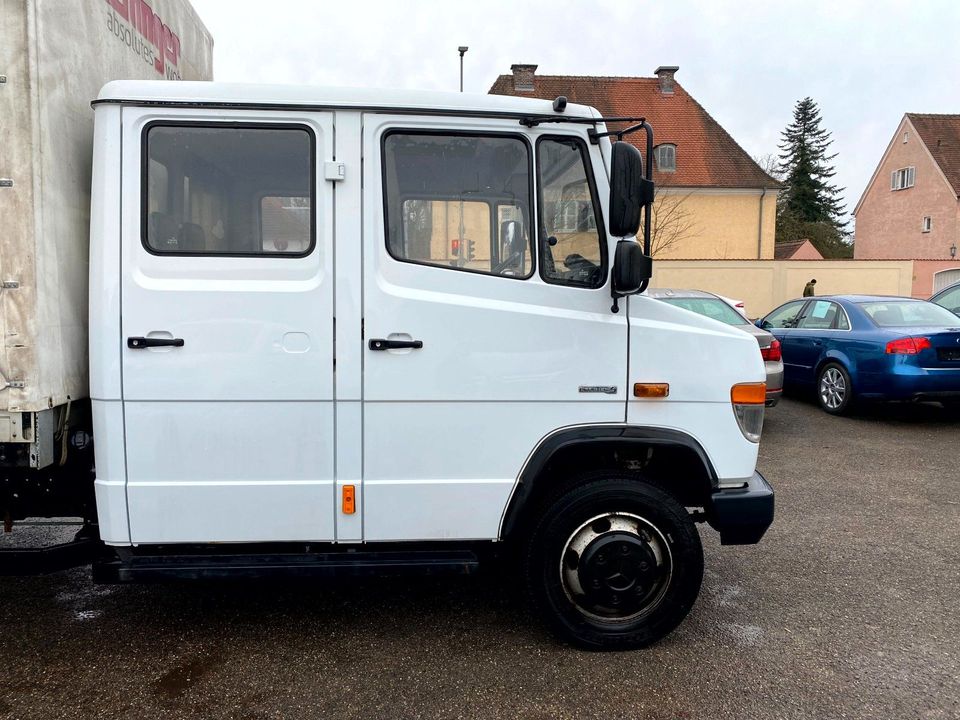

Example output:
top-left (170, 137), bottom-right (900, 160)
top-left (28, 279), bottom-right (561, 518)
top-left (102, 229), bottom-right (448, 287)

top-left (860, 300), bottom-right (960, 328)
top-left (661, 297), bottom-right (749, 326)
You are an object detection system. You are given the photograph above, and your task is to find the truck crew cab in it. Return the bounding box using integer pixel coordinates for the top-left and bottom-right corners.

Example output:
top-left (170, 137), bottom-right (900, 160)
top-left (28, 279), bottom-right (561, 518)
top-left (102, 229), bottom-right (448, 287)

top-left (5, 82), bottom-right (773, 650)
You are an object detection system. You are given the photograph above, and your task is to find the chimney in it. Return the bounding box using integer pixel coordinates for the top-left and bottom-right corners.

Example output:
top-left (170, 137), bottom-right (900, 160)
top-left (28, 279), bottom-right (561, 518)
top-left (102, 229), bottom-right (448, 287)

top-left (654, 66), bottom-right (679, 94)
top-left (510, 64), bottom-right (538, 92)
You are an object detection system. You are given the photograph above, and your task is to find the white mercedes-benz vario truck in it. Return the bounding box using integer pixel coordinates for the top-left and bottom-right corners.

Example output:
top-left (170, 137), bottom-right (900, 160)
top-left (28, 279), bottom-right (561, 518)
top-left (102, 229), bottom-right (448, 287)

top-left (3, 79), bottom-right (773, 650)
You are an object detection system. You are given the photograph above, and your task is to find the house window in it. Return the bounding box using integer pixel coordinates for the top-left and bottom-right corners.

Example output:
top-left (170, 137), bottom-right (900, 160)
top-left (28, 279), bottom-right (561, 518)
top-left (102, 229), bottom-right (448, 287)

top-left (903, 131), bottom-right (909, 144)
top-left (922, 216), bottom-right (932, 233)
top-left (890, 166), bottom-right (915, 191)
top-left (654, 144), bottom-right (676, 172)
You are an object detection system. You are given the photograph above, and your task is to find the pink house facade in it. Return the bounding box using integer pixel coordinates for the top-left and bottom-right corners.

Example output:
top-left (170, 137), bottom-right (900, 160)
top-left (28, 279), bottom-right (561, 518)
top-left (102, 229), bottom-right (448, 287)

top-left (853, 114), bottom-right (960, 296)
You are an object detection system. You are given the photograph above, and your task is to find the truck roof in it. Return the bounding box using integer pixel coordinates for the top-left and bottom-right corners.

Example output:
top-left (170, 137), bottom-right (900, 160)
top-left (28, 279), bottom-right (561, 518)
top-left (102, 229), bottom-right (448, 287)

top-left (96, 81), bottom-right (602, 121)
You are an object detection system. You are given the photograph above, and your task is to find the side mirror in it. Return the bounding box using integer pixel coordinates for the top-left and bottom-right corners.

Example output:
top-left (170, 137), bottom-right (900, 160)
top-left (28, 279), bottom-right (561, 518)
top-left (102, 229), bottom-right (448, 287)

top-left (612, 240), bottom-right (651, 296)
top-left (609, 142), bottom-right (654, 237)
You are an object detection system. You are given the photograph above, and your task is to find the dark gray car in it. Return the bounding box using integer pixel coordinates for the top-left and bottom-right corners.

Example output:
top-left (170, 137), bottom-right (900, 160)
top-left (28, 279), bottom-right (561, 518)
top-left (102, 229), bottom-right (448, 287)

top-left (930, 281), bottom-right (960, 316)
top-left (648, 289), bottom-right (784, 407)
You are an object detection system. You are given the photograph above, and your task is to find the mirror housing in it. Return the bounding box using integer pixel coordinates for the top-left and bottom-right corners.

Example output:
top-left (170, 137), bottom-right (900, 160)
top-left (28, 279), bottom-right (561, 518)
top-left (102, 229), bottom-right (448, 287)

top-left (612, 240), bottom-right (651, 296)
top-left (609, 142), bottom-right (653, 237)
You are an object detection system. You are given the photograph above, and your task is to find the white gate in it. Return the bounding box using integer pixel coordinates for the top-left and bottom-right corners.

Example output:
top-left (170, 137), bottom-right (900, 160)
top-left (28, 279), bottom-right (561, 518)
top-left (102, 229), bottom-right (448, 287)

top-left (933, 268), bottom-right (960, 293)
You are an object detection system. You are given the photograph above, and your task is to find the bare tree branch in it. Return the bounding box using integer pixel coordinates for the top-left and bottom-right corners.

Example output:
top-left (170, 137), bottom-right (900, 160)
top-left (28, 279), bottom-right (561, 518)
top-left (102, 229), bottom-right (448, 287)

top-left (650, 191), bottom-right (696, 257)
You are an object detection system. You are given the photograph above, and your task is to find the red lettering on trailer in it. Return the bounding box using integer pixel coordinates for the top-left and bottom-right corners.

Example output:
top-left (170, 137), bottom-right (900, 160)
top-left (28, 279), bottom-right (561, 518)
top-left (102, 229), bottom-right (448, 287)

top-left (105, 0), bottom-right (181, 75)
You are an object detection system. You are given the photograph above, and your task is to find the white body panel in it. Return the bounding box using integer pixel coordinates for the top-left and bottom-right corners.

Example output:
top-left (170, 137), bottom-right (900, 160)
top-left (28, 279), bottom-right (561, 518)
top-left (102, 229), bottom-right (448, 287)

top-left (1, 0), bottom-right (211, 413)
top-left (627, 295), bottom-right (764, 480)
top-left (88, 81), bottom-right (765, 546)
top-left (360, 114), bottom-right (627, 540)
top-left (118, 107), bottom-right (336, 544)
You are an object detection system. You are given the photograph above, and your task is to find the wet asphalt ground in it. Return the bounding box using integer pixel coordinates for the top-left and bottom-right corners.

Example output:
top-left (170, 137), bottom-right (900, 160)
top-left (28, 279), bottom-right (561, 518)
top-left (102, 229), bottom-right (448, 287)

top-left (1, 396), bottom-right (958, 720)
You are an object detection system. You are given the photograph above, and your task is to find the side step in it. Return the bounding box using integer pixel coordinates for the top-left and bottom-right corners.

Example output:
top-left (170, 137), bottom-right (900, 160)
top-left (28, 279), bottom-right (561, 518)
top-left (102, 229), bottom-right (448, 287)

top-left (94, 549), bottom-right (480, 583)
top-left (0, 537), bottom-right (100, 576)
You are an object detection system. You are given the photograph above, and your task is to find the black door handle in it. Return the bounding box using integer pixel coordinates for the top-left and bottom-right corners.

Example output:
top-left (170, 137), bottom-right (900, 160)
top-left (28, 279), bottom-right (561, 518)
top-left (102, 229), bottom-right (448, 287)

top-left (368, 339), bottom-right (423, 351)
top-left (127, 336), bottom-right (185, 349)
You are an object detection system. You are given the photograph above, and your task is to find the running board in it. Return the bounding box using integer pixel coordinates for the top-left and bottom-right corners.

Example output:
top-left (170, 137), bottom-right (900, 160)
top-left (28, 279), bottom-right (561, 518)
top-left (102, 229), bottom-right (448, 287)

top-left (93, 549), bottom-right (480, 583)
top-left (0, 538), bottom-right (100, 576)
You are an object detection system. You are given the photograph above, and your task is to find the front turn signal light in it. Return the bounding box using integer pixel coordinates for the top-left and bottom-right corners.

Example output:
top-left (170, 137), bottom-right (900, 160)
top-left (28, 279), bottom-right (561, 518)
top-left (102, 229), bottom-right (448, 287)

top-left (731, 382), bottom-right (766, 443)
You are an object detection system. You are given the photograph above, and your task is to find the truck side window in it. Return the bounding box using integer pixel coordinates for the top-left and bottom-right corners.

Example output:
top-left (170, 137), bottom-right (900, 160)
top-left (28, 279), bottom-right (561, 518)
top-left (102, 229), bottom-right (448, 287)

top-left (537, 137), bottom-right (606, 288)
top-left (143, 124), bottom-right (314, 256)
top-left (382, 132), bottom-right (533, 278)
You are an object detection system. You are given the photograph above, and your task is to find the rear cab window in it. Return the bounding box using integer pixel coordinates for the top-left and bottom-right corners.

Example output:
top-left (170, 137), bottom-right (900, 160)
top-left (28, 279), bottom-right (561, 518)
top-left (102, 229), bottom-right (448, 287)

top-left (143, 123), bottom-right (315, 257)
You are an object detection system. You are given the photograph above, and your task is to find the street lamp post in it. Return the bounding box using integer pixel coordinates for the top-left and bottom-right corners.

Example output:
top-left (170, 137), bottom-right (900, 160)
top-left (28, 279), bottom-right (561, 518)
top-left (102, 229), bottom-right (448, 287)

top-left (458, 46), bottom-right (468, 92)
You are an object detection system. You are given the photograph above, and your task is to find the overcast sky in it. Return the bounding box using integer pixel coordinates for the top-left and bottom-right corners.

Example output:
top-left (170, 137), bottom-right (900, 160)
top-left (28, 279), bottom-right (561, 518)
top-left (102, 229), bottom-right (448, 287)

top-left (191, 0), bottom-right (960, 229)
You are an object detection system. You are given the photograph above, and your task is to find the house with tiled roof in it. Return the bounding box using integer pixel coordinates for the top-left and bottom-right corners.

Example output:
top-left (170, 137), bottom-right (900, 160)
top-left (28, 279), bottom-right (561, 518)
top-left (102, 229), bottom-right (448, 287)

top-left (854, 113), bottom-right (960, 295)
top-left (489, 65), bottom-right (781, 259)
top-left (774, 239), bottom-right (824, 260)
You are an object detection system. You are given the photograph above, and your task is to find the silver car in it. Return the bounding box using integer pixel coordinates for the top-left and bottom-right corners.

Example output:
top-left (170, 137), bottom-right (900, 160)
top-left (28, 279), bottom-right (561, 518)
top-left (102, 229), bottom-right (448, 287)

top-left (648, 289), bottom-right (784, 407)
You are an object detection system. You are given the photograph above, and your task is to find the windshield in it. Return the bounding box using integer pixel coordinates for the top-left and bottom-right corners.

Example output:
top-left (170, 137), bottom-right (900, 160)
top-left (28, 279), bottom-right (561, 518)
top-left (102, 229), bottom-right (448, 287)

top-left (860, 300), bottom-right (960, 328)
top-left (661, 297), bottom-right (749, 326)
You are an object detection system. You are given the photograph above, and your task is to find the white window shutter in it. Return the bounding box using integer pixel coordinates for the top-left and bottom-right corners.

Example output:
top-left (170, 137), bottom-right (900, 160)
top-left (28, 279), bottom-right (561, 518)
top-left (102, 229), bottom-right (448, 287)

top-left (891, 170), bottom-right (897, 190)
top-left (908, 167), bottom-right (916, 187)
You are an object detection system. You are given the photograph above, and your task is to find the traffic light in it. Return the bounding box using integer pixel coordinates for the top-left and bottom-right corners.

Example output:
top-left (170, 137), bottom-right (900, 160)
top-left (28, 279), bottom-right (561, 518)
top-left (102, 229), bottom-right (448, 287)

top-left (467, 239), bottom-right (476, 260)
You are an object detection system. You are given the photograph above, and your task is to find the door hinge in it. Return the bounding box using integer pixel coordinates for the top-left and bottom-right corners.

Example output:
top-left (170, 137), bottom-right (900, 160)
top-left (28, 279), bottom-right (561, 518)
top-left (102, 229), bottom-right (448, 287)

top-left (324, 161), bottom-right (346, 182)
top-left (5, 380), bottom-right (25, 389)
top-left (0, 179), bottom-right (13, 188)
top-left (2, 281), bottom-right (19, 289)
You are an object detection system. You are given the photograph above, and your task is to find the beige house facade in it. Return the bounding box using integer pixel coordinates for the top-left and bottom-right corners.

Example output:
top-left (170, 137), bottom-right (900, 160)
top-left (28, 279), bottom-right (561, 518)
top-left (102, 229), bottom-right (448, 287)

top-left (489, 65), bottom-right (780, 260)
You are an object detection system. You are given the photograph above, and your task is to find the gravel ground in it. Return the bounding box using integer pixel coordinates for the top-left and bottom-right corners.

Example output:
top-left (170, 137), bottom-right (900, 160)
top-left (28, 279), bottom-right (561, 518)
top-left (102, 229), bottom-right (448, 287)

top-left (1, 397), bottom-right (958, 720)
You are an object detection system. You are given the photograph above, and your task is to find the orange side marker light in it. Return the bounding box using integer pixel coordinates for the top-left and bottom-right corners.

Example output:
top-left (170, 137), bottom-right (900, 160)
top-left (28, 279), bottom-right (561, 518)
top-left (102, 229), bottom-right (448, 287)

top-left (633, 383), bottom-right (670, 398)
top-left (342, 485), bottom-right (356, 515)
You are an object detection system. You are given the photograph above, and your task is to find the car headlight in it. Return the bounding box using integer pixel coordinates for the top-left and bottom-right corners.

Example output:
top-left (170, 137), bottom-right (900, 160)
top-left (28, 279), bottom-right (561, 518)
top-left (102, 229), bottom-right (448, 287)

top-left (731, 383), bottom-right (766, 443)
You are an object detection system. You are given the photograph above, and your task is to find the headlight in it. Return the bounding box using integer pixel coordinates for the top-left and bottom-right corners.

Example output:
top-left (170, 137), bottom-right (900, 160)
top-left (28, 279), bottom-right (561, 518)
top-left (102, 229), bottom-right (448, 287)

top-left (731, 383), bottom-right (766, 443)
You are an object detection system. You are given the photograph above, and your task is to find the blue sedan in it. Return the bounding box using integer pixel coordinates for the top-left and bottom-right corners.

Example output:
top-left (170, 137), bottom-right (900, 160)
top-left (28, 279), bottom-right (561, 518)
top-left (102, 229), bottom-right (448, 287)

top-left (758, 295), bottom-right (960, 414)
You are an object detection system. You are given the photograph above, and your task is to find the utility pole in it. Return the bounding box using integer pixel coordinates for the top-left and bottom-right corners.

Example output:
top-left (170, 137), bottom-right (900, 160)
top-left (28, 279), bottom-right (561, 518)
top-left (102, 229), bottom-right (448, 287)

top-left (458, 46), bottom-right (468, 92)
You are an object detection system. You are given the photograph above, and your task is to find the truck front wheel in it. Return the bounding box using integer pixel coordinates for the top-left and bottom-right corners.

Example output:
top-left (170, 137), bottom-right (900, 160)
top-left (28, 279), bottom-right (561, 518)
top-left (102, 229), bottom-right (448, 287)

top-left (524, 476), bottom-right (703, 650)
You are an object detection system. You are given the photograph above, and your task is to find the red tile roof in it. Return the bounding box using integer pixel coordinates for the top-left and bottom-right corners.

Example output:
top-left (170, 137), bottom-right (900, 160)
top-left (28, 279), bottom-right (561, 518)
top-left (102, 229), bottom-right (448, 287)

top-left (489, 74), bottom-right (780, 189)
top-left (908, 114), bottom-right (960, 195)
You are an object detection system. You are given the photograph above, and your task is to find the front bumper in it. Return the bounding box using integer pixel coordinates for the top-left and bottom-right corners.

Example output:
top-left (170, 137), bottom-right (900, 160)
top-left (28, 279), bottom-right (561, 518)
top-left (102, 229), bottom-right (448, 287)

top-left (707, 471), bottom-right (774, 545)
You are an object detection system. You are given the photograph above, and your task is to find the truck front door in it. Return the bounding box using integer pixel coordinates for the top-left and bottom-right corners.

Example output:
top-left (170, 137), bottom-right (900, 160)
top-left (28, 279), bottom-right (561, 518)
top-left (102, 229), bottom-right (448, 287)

top-left (120, 109), bottom-right (336, 543)
top-left (360, 117), bottom-right (628, 541)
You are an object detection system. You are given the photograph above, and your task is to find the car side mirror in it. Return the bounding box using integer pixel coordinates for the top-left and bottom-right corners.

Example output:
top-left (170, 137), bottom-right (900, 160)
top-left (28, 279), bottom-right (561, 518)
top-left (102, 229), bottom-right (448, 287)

top-left (612, 240), bottom-right (651, 296)
top-left (609, 142), bottom-right (653, 237)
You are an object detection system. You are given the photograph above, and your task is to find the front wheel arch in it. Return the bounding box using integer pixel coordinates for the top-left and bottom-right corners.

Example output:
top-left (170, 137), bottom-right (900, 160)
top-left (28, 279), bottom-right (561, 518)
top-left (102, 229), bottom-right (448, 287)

top-left (499, 427), bottom-right (717, 541)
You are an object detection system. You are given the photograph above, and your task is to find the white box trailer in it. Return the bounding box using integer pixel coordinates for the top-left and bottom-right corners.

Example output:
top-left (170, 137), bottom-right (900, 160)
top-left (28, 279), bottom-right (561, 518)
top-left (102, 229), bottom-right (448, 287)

top-left (0, 0), bottom-right (211, 466)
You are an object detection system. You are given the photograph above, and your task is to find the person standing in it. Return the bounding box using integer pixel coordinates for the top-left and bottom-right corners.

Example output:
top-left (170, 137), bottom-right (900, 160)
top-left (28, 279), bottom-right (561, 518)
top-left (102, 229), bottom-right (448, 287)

top-left (803, 278), bottom-right (817, 297)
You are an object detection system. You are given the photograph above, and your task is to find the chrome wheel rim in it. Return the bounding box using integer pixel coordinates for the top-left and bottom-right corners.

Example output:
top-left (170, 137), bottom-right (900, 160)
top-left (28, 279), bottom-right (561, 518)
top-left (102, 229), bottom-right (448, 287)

top-left (820, 367), bottom-right (846, 410)
top-left (559, 512), bottom-right (673, 623)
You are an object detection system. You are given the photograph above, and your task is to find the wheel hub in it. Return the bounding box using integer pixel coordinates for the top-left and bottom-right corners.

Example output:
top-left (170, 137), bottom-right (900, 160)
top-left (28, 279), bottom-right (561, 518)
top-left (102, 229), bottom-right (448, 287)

top-left (577, 532), bottom-right (658, 613)
top-left (560, 512), bottom-right (672, 622)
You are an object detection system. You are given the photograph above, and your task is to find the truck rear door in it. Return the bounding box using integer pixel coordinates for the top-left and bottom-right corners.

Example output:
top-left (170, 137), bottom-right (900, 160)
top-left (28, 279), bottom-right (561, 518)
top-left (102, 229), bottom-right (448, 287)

top-left (120, 108), bottom-right (336, 543)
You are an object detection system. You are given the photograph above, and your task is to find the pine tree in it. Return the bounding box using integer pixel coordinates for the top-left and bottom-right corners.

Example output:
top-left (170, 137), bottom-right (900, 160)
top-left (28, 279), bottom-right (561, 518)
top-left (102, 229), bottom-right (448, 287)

top-left (776, 98), bottom-right (851, 257)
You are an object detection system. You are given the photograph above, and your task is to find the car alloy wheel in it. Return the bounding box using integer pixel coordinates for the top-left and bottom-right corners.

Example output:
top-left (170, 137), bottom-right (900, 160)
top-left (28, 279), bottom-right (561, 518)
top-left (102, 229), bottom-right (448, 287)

top-left (818, 365), bottom-right (849, 413)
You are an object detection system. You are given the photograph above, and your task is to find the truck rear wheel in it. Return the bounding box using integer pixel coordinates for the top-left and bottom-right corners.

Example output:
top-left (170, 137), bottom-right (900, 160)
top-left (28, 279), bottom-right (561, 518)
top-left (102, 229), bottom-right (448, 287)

top-left (524, 476), bottom-right (703, 650)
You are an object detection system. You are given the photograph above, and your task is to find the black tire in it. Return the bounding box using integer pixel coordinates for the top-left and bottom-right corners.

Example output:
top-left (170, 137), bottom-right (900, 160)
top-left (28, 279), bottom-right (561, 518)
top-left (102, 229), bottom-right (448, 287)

top-left (523, 476), bottom-right (703, 650)
top-left (816, 362), bottom-right (854, 415)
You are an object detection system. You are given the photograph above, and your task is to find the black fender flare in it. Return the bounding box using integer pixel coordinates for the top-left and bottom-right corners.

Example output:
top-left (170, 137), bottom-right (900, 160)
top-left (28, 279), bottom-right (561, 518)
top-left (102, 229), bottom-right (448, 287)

top-left (498, 424), bottom-right (718, 539)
